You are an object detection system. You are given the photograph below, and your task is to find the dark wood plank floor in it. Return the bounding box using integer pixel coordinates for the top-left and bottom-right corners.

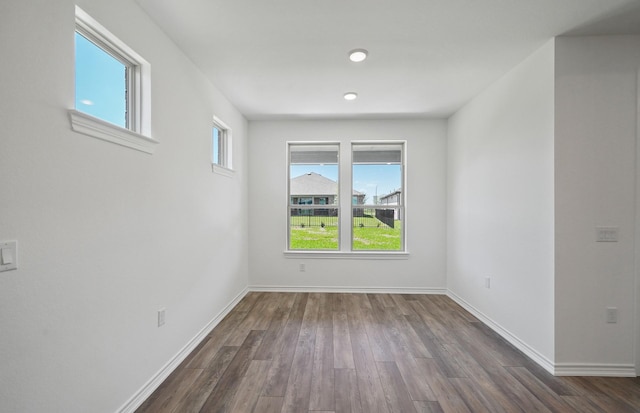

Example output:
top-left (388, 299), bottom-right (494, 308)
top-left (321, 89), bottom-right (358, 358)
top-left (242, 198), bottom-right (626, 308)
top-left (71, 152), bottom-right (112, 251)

top-left (135, 292), bottom-right (640, 413)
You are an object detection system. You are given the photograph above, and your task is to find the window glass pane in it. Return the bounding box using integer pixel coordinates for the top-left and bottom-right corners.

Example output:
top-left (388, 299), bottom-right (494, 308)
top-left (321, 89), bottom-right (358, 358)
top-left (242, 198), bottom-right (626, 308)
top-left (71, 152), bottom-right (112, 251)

top-left (352, 207), bottom-right (402, 250)
top-left (352, 143), bottom-right (403, 251)
top-left (213, 127), bottom-right (220, 164)
top-left (352, 164), bottom-right (402, 205)
top-left (289, 208), bottom-right (339, 250)
top-left (75, 32), bottom-right (127, 128)
top-left (290, 145), bottom-right (339, 164)
top-left (289, 144), bottom-right (339, 250)
top-left (352, 149), bottom-right (402, 163)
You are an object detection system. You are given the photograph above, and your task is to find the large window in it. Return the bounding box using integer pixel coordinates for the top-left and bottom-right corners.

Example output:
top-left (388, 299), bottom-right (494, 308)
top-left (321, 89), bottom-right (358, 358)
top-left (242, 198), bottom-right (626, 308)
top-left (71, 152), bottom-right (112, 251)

top-left (288, 143), bottom-right (340, 250)
top-left (352, 143), bottom-right (404, 251)
top-left (287, 141), bottom-right (405, 253)
top-left (69, 6), bottom-right (155, 153)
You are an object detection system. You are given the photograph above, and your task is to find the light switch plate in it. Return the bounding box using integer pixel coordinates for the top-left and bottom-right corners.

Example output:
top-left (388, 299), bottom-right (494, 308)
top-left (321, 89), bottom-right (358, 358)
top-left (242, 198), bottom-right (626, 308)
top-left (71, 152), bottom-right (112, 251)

top-left (596, 227), bottom-right (619, 242)
top-left (158, 308), bottom-right (166, 327)
top-left (0, 241), bottom-right (17, 272)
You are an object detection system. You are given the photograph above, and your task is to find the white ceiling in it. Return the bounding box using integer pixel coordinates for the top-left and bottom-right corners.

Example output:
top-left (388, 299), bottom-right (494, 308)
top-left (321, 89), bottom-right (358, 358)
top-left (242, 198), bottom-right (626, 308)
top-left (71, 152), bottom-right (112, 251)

top-left (135, 0), bottom-right (640, 120)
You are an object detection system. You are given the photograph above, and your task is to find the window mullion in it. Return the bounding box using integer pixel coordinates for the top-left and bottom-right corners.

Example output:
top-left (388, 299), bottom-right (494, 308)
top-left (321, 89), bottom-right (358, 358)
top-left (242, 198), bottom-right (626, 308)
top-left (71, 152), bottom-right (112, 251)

top-left (340, 143), bottom-right (351, 252)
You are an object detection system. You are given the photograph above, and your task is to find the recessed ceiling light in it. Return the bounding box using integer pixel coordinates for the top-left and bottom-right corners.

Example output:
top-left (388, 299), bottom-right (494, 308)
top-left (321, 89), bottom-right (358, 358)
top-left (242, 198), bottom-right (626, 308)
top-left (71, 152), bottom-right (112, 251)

top-left (344, 92), bottom-right (358, 101)
top-left (348, 49), bottom-right (368, 63)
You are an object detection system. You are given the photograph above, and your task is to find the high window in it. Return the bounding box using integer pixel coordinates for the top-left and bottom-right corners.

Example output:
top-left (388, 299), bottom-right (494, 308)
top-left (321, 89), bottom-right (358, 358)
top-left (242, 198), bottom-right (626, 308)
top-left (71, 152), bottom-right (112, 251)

top-left (287, 141), bottom-right (405, 253)
top-left (75, 31), bottom-right (128, 128)
top-left (288, 143), bottom-right (340, 250)
top-left (69, 6), bottom-right (155, 153)
top-left (212, 116), bottom-right (233, 175)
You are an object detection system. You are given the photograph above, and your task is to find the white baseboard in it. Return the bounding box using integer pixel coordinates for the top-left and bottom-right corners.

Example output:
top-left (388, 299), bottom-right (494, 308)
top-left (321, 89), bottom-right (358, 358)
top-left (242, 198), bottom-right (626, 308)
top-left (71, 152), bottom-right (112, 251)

top-left (446, 289), bottom-right (556, 375)
top-left (249, 285), bottom-right (447, 294)
top-left (554, 363), bottom-right (637, 377)
top-left (115, 287), bottom-right (249, 413)
top-left (117, 284), bottom-right (636, 413)
top-left (447, 290), bottom-right (640, 377)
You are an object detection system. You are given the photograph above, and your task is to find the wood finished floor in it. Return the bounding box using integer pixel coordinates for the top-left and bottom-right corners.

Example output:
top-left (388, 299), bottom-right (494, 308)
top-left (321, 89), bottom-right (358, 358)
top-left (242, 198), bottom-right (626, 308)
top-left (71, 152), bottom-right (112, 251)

top-left (136, 292), bottom-right (640, 413)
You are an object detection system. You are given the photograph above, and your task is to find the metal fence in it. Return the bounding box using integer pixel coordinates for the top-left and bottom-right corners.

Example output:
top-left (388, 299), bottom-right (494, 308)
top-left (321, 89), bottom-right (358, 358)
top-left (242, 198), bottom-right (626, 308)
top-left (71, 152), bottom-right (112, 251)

top-left (290, 207), bottom-right (400, 228)
top-left (352, 208), bottom-right (399, 229)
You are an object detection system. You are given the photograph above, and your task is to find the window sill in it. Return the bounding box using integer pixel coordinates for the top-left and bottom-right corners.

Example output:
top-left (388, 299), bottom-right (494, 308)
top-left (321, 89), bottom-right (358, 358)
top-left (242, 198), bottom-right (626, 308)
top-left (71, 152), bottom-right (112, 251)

top-left (212, 164), bottom-right (235, 177)
top-left (68, 110), bottom-right (158, 154)
top-left (284, 251), bottom-right (409, 260)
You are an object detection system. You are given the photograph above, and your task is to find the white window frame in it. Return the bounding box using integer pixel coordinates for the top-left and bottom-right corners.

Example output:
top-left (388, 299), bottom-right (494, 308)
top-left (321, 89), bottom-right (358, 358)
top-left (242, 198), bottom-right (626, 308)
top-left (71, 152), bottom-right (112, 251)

top-left (287, 142), bottom-right (341, 252)
top-left (212, 115), bottom-right (234, 177)
top-left (351, 141), bottom-right (406, 252)
top-left (284, 140), bottom-right (408, 258)
top-left (69, 6), bottom-right (157, 154)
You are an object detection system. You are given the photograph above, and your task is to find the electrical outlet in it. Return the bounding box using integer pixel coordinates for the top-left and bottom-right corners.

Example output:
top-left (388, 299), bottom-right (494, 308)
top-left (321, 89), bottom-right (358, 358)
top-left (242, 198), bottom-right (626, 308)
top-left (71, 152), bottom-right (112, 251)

top-left (158, 308), bottom-right (166, 327)
top-left (299, 263), bottom-right (306, 272)
top-left (484, 277), bottom-right (491, 289)
top-left (606, 307), bottom-right (618, 324)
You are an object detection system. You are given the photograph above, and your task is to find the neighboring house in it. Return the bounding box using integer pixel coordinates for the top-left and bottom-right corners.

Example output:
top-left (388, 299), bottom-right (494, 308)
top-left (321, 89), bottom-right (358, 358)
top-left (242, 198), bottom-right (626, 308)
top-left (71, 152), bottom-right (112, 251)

top-left (379, 189), bottom-right (402, 220)
top-left (380, 190), bottom-right (401, 206)
top-left (290, 172), bottom-right (365, 215)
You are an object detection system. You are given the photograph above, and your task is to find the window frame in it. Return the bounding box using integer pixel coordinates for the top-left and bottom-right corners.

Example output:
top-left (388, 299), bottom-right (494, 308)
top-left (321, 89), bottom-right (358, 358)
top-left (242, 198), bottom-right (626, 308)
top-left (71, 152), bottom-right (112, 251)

top-left (285, 140), bottom-right (408, 258)
top-left (212, 115), bottom-right (234, 176)
top-left (287, 141), bottom-right (341, 251)
top-left (69, 6), bottom-right (156, 154)
top-left (351, 141), bottom-right (406, 252)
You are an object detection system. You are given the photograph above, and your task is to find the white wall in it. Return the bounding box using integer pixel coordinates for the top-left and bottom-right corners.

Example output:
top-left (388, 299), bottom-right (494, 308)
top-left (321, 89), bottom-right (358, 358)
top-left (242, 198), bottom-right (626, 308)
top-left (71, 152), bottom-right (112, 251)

top-left (0, 1), bottom-right (248, 412)
top-left (555, 35), bottom-right (640, 373)
top-left (248, 119), bottom-right (447, 290)
top-left (447, 41), bottom-right (556, 366)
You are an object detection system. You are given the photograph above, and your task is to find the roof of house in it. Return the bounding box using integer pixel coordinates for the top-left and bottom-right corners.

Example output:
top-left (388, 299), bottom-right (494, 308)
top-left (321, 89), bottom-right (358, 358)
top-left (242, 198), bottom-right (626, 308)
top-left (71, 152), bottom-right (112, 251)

top-left (380, 190), bottom-right (401, 200)
top-left (290, 172), bottom-right (363, 196)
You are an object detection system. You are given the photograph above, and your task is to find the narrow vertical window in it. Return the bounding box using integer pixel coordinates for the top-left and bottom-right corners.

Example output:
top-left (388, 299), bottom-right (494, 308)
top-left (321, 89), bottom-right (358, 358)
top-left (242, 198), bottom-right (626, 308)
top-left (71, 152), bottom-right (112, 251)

top-left (213, 125), bottom-right (226, 166)
top-left (212, 116), bottom-right (233, 174)
top-left (352, 142), bottom-right (405, 251)
top-left (288, 143), bottom-right (340, 250)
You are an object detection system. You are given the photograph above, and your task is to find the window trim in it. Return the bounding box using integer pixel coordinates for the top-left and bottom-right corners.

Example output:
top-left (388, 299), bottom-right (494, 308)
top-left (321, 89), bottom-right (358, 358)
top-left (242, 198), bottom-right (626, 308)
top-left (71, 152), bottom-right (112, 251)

top-left (212, 115), bottom-right (234, 176)
top-left (69, 6), bottom-right (155, 153)
top-left (284, 251), bottom-right (409, 260)
top-left (68, 110), bottom-right (157, 154)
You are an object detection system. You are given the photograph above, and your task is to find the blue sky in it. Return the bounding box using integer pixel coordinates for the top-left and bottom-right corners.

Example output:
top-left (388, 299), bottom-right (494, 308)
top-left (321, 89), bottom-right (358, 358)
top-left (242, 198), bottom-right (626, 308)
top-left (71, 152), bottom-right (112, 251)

top-left (353, 164), bottom-right (402, 198)
top-left (290, 164), bottom-right (401, 200)
top-left (76, 32), bottom-right (402, 198)
top-left (75, 32), bottom-right (127, 128)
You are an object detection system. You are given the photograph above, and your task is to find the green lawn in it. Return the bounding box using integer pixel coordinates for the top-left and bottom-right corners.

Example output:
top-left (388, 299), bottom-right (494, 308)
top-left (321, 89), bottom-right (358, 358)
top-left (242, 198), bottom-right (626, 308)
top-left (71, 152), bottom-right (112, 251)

top-left (352, 225), bottom-right (401, 250)
top-left (289, 215), bottom-right (401, 250)
top-left (290, 225), bottom-right (339, 250)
